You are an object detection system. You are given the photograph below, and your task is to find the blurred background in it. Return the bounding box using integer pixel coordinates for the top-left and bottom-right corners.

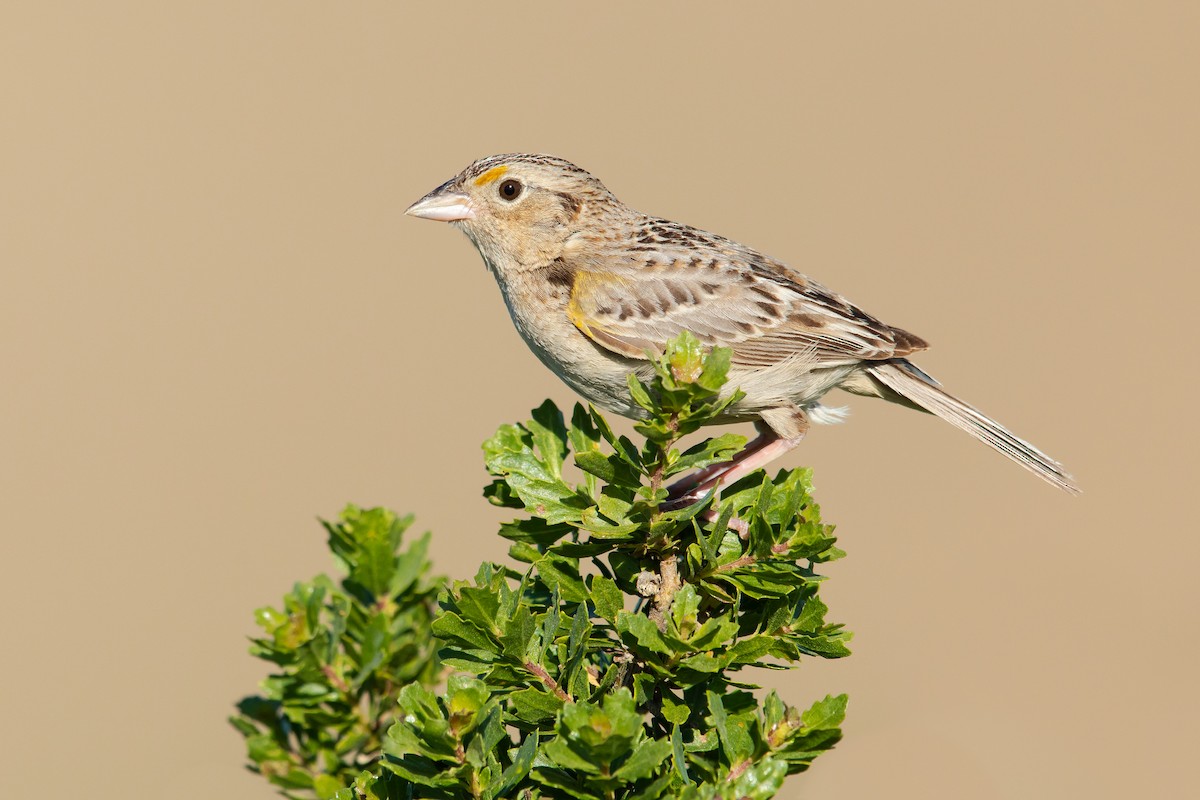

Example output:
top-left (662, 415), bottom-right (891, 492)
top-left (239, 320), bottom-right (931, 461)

top-left (2, 2), bottom-right (1196, 797)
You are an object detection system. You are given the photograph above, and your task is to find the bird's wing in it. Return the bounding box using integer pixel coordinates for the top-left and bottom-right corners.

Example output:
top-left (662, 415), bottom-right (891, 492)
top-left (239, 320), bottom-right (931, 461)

top-left (564, 220), bottom-right (927, 369)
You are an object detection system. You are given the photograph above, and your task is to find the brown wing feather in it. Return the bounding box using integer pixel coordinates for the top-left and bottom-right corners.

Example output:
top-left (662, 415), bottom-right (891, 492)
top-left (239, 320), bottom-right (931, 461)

top-left (564, 218), bottom-right (926, 369)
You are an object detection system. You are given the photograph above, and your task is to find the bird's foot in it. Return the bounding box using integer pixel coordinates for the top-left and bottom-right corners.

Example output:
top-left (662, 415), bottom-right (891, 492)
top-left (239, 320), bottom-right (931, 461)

top-left (704, 506), bottom-right (749, 538)
top-left (661, 487), bottom-right (749, 536)
top-left (661, 431), bottom-right (804, 536)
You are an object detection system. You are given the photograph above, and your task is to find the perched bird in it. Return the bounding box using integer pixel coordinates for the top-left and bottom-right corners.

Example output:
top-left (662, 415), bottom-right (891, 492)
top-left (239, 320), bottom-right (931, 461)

top-left (407, 153), bottom-right (1078, 497)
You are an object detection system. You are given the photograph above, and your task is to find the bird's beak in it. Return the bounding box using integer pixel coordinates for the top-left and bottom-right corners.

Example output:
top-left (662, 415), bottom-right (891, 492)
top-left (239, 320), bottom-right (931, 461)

top-left (405, 181), bottom-right (476, 222)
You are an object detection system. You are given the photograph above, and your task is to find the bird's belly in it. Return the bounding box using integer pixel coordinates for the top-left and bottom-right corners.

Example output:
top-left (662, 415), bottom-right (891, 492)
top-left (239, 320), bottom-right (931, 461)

top-left (498, 279), bottom-right (649, 418)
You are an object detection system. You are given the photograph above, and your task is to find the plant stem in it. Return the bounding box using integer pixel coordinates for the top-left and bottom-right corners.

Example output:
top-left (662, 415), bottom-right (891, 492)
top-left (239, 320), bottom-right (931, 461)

top-left (646, 423), bottom-right (683, 632)
top-left (726, 758), bottom-right (752, 783)
top-left (524, 661), bottom-right (572, 702)
top-left (647, 419), bottom-right (678, 510)
top-left (648, 552), bottom-right (681, 632)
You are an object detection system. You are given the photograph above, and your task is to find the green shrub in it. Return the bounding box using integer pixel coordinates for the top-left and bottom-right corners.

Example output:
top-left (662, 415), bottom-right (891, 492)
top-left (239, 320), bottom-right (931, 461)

top-left (233, 333), bottom-right (850, 799)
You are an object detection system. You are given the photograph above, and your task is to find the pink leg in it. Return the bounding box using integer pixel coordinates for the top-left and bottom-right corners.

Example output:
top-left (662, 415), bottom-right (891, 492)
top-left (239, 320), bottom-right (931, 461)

top-left (665, 430), bottom-right (778, 498)
top-left (693, 436), bottom-right (803, 537)
top-left (671, 405), bottom-right (810, 529)
top-left (693, 437), bottom-right (802, 497)
top-left (666, 435), bottom-right (803, 508)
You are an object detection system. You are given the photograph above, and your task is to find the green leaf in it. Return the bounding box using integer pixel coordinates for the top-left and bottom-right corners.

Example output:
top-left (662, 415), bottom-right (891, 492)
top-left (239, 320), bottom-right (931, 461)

top-left (665, 330), bottom-right (705, 385)
top-left (713, 561), bottom-right (810, 599)
top-left (549, 690), bottom-right (646, 772)
top-left (493, 731), bottom-right (538, 798)
top-left (696, 345), bottom-right (733, 392)
top-left (790, 630), bottom-right (853, 659)
top-left (669, 583), bottom-right (702, 638)
top-left (351, 612), bottom-right (390, 689)
top-left (702, 503), bottom-right (735, 562)
top-left (707, 691), bottom-right (754, 763)
top-left (662, 693), bottom-right (691, 725)
top-left (392, 529), bottom-right (431, 596)
top-left (564, 605), bottom-right (592, 700)
top-left (498, 518), bottom-right (575, 546)
top-left (618, 611), bottom-right (676, 656)
top-left (324, 506), bottom-right (412, 600)
top-left (793, 590), bottom-right (827, 633)
top-left (529, 400), bottom-right (569, 478)
top-left (347, 771), bottom-right (409, 800)
top-left (628, 775), bottom-right (674, 800)
top-left (483, 476), bottom-right (523, 509)
top-left (569, 403), bottom-right (601, 497)
top-left (614, 737), bottom-right (672, 780)
top-left (446, 674), bottom-right (490, 731)
top-left (492, 457), bottom-right (591, 522)
top-left (535, 555), bottom-right (589, 604)
top-left (432, 611), bottom-right (495, 652)
top-left (574, 449), bottom-right (616, 482)
top-left (501, 604), bottom-right (537, 662)
top-left (685, 616), bottom-right (741, 652)
top-left (589, 576), bottom-right (623, 623)
top-left (543, 737), bottom-right (602, 774)
top-left (585, 406), bottom-right (640, 468)
top-left (455, 586), bottom-right (502, 636)
top-left (484, 424), bottom-right (593, 524)
top-left (509, 688), bottom-right (564, 723)
top-left (388, 682), bottom-right (459, 763)
top-left (632, 671), bottom-right (657, 706)
top-left (626, 373), bottom-right (656, 413)
top-left (800, 694), bottom-right (848, 731)
top-left (726, 758), bottom-right (788, 799)
top-left (531, 767), bottom-right (603, 799)
top-left (672, 724), bottom-right (691, 784)
top-left (679, 653), bottom-right (724, 676)
top-left (727, 635), bottom-right (775, 666)
top-left (666, 433), bottom-right (747, 477)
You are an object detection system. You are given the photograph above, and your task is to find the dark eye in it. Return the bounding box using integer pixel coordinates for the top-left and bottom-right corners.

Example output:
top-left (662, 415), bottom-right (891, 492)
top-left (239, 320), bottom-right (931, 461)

top-left (498, 179), bottom-right (522, 201)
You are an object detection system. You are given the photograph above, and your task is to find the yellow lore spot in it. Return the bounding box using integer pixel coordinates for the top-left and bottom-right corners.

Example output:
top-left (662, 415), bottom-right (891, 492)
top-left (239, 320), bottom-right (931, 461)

top-left (473, 165), bottom-right (508, 186)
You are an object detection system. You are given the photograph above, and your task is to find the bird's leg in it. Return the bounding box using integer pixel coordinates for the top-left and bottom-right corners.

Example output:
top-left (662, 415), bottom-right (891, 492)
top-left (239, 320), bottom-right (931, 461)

top-left (666, 422), bottom-right (805, 509)
top-left (664, 424), bottom-right (777, 501)
top-left (665, 407), bottom-right (808, 538)
top-left (668, 405), bottom-right (809, 538)
top-left (701, 406), bottom-right (809, 497)
top-left (693, 435), bottom-right (803, 497)
top-left (689, 435), bottom-right (805, 537)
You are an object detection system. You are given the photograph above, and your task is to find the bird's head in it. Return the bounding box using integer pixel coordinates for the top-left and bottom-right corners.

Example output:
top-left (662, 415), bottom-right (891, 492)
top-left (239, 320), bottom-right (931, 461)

top-left (406, 153), bottom-right (618, 270)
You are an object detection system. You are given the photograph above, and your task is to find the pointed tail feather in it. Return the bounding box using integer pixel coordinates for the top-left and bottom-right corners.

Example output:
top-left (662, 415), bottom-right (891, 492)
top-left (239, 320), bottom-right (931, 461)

top-left (865, 361), bottom-right (1080, 494)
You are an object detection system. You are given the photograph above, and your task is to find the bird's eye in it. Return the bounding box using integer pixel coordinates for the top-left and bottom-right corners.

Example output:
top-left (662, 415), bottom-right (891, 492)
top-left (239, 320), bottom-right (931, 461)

top-left (498, 179), bottom-right (523, 201)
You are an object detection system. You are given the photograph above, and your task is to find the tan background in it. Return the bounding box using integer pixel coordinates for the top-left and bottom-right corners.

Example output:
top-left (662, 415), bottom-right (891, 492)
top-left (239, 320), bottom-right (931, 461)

top-left (2, 2), bottom-right (1196, 797)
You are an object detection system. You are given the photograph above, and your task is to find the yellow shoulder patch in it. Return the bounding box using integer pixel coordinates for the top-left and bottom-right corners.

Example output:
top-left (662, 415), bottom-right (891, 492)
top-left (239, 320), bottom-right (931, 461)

top-left (566, 271), bottom-right (651, 359)
top-left (473, 165), bottom-right (508, 186)
top-left (565, 273), bottom-right (592, 336)
top-left (566, 271), bottom-right (624, 337)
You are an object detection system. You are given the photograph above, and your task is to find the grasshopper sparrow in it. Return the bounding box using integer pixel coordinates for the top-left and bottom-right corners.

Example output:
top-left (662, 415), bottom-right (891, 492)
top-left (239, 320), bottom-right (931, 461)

top-left (407, 154), bottom-right (1078, 497)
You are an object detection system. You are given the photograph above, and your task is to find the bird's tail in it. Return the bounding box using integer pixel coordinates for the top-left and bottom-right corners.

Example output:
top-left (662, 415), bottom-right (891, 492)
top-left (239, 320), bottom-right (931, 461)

top-left (864, 361), bottom-right (1080, 494)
